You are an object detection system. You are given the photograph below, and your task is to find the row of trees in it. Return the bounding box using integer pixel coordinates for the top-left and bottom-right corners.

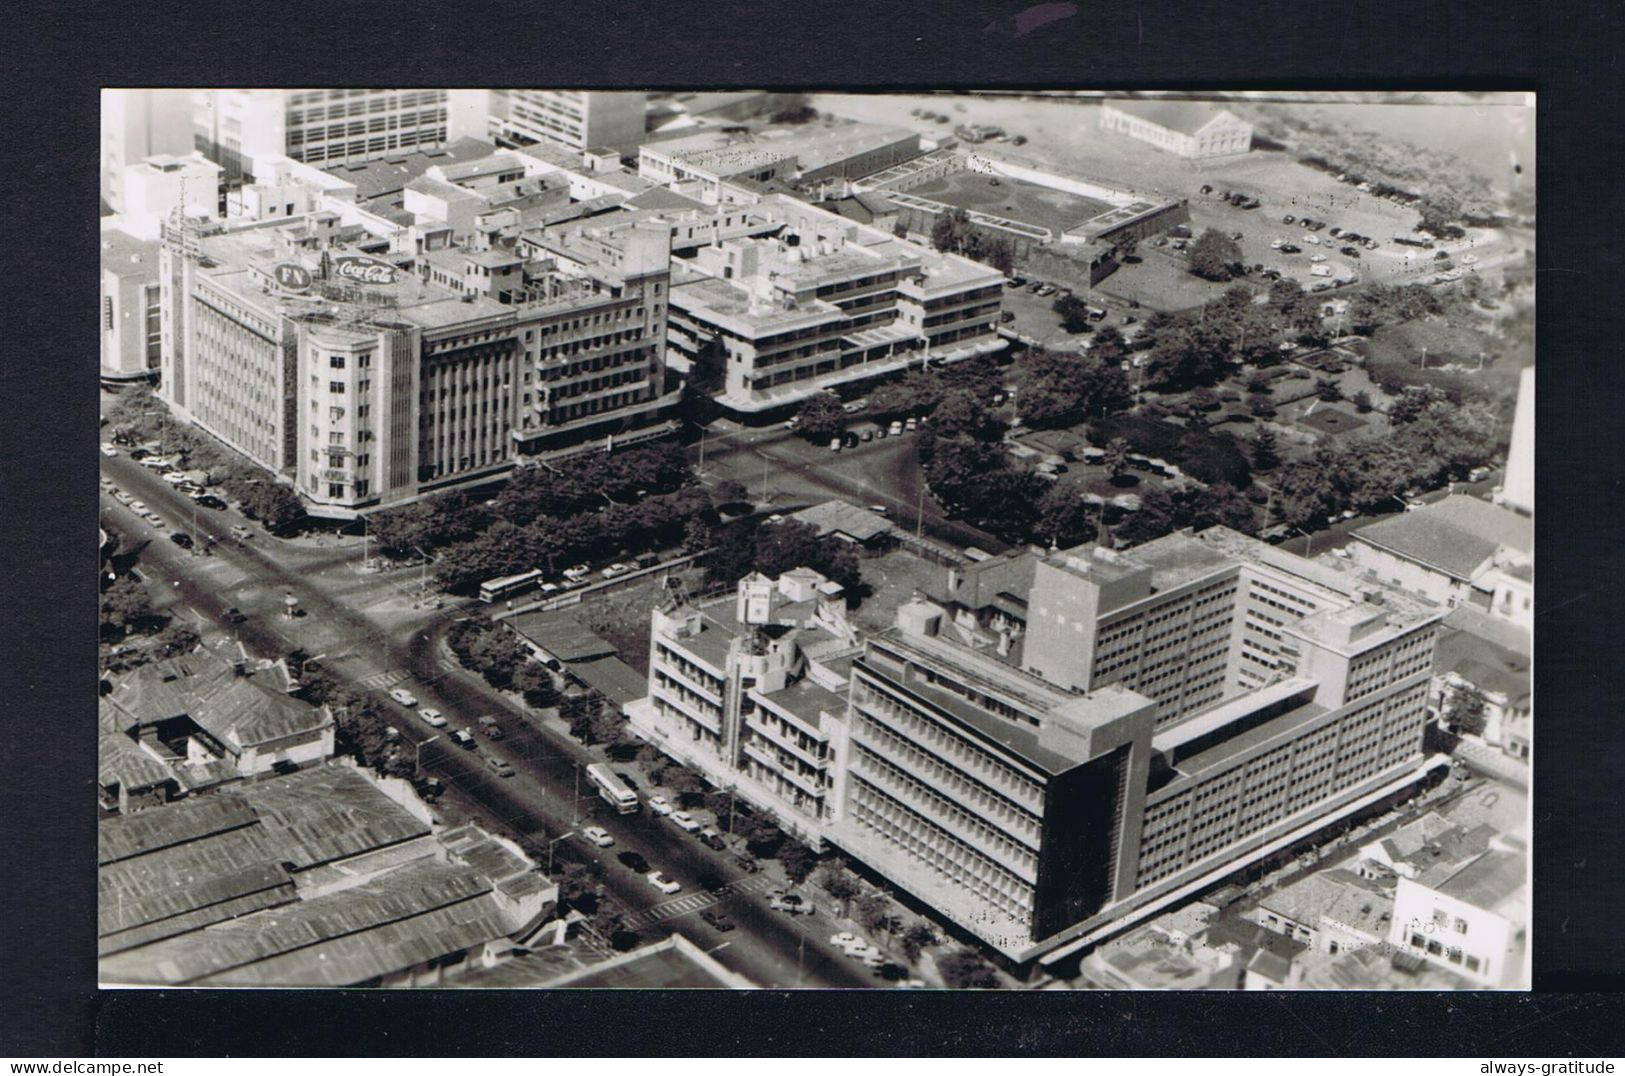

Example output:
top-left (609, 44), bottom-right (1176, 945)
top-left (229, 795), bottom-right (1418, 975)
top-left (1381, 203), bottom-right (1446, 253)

top-left (294, 661), bottom-right (416, 780)
top-left (105, 386), bottom-right (306, 530)
top-left (1014, 340), bottom-right (1135, 430)
top-left (700, 517), bottom-right (863, 596)
top-left (1134, 283), bottom-right (1314, 392)
top-left (1262, 395), bottom-right (1504, 530)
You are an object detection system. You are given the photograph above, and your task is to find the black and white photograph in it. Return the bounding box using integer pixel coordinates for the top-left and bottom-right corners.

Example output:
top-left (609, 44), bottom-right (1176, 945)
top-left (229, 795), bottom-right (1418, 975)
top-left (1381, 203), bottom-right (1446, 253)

top-left (95, 88), bottom-right (1535, 993)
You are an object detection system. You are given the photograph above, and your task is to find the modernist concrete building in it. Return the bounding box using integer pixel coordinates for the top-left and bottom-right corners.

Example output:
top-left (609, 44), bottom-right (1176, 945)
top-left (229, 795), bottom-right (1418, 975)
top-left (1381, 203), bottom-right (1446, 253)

top-left (157, 204), bottom-right (678, 517)
top-left (1495, 365), bottom-right (1534, 517)
top-left (666, 195), bottom-right (1006, 415)
top-left (100, 229), bottom-right (164, 385)
top-left (625, 568), bottom-right (864, 850)
top-left (1099, 99), bottom-right (1254, 159)
top-left (192, 90), bottom-right (453, 184)
top-left (487, 91), bottom-right (648, 158)
top-left (101, 90), bottom-right (196, 215)
top-left (629, 526), bottom-right (1447, 967)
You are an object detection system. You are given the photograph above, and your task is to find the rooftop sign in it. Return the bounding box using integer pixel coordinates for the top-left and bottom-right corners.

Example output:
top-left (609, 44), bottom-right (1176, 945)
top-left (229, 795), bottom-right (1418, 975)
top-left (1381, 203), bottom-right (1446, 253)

top-left (272, 263), bottom-right (313, 292)
top-left (333, 254), bottom-right (398, 287)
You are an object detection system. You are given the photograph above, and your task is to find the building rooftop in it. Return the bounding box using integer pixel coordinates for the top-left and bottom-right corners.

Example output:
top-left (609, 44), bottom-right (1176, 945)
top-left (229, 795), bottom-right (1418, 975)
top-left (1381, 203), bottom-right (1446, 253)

top-left (1255, 868), bottom-right (1387, 932)
top-left (188, 677), bottom-right (331, 752)
top-left (100, 229), bottom-right (161, 278)
top-left (1431, 848), bottom-right (1528, 920)
top-left (329, 138), bottom-right (501, 203)
top-left (1104, 98), bottom-right (1243, 136)
top-left (787, 500), bottom-right (894, 544)
top-left (232, 765), bottom-right (433, 871)
top-left (670, 275), bottom-right (844, 334)
top-left (754, 675), bottom-right (847, 726)
top-left (507, 609), bottom-right (619, 663)
top-left (1110, 530), bottom-right (1237, 593)
top-left (1435, 622), bottom-right (1530, 705)
top-left (1353, 513), bottom-right (1501, 582)
top-left (934, 549), bottom-right (1040, 616)
top-left (570, 656), bottom-right (650, 708)
top-left (625, 186), bottom-right (709, 213)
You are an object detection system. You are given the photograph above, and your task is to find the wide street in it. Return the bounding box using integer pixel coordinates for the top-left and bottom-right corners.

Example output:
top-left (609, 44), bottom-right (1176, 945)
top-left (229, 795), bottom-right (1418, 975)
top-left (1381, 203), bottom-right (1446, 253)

top-left (99, 452), bottom-right (880, 989)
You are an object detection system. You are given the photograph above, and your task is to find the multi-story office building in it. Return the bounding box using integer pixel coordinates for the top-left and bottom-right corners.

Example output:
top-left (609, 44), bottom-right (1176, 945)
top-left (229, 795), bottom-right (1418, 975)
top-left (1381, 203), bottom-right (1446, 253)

top-left (666, 195), bottom-right (1006, 414)
top-left (101, 89), bottom-right (195, 215)
top-left (630, 526), bottom-right (1446, 966)
top-left (487, 91), bottom-right (647, 158)
top-left (625, 568), bottom-right (863, 850)
top-left (192, 90), bottom-right (452, 185)
top-left (100, 229), bottom-right (164, 385)
top-left (157, 206), bottom-right (676, 518)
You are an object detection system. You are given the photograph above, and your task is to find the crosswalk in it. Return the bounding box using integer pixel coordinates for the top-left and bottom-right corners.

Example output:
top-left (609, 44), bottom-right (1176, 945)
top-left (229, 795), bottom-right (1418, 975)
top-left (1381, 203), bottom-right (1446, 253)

top-left (620, 873), bottom-right (781, 930)
top-left (357, 670), bottom-right (408, 691)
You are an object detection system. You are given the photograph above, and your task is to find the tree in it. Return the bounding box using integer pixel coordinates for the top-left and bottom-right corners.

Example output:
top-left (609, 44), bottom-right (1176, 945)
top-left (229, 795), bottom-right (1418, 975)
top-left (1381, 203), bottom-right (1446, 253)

top-left (930, 388), bottom-right (1003, 443)
top-left (778, 840), bottom-right (818, 885)
top-left (1188, 386), bottom-right (1221, 412)
top-left (1351, 390), bottom-right (1374, 414)
top-left (855, 893), bottom-right (895, 936)
top-left (1245, 371), bottom-right (1275, 396)
top-left (1103, 437), bottom-right (1131, 482)
top-left (1247, 392), bottom-right (1276, 417)
top-left (589, 708), bottom-right (628, 747)
top-left (100, 575), bottom-right (159, 640)
top-left (236, 482), bottom-right (305, 531)
top-left (771, 103), bottom-right (818, 125)
top-left (1188, 229), bottom-right (1244, 282)
top-left (1089, 325), bottom-right (1130, 369)
top-left (1035, 483), bottom-right (1093, 548)
top-left (795, 392), bottom-right (847, 442)
top-left (930, 208), bottom-right (973, 255)
top-left (1417, 189), bottom-right (1464, 237)
top-left (976, 235), bottom-right (1017, 276)
top-left (712, 478), bottom-right (749, 508)
top-left (1250, 427), bottom-right (1281, 472)
top-left (938, 948), bottom-right (1002, 989)
top-left (468, 629), bottom-right (528, 690)
top-left (1443, 684), bottom-right (1489, 738)
top-left (820, 865), bottom-right (863, 912)
top-left (1390, 384), bottom-right (1449, 425)
top-left (1115, 235), bottom-right (1139, 262)
top-left (662, 765), bottom-right (707, 808)
top-left (150, 622), bottom-right (201, 660)
top-left (1054, 294), bottom-right (1093, 334)
top-left (900, 922), bottom-right (939, 965)
top-left (1313, 377), bottom-right (1344, 402)
top-left (512, 661), bottom-right (559, 709)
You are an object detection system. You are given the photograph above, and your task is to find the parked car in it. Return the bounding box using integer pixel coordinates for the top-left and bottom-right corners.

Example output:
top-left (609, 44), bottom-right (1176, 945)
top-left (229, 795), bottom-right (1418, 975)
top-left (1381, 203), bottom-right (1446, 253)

top-left (222, 607), bottom-right (248, 624)
top-left (477, 715), bottom-right (504, 738)
top-left (700, 908), bottom-right (737, 932)
top-left (905, 417), bottom-right (918, 431)
top-left (169, 532), bottom-right (194, 549)
top-left (888, 420), bottom-right (903, 436)
top-left (618, 850), bottom-right (651, 873)
top-left (828, 437), bottom-right (842, 453)
top-left (418, 709), bottom-right (448, 728)
top-left (486, 756), bottom-right (515, 778)
top-left (841, 400), bottom-right (865, 415)
top-left (698, 826), bottom-right (726, 850)
top-left (1279, 244), bottom-right (1301, 254)
top-left (451, 729), bottom-right (477, 750)
top-left (562, 564), bottom-right (591, 582)
top-left (670, 810), bottom-right (702, 833)
top-left (601, 562), bottom-right (633, 579)
top-left (389, 688), bottom-right (419, 708)
top-left (734, 853), bottom-right (760, 872)
top-left (100, 445), bottom-right (119, 458)
top-left (1005, 277), bottom-right (1025, 289)
top-left (192, 494), bottom-right (227, 510)
top-left (829, 932), bottom-right (865, 951)
top-left (582, 826), bottom-right (615, 848)
top-left (646, 871), bottom-right (681, 895)
top-left (647, 795), bottom-right (674, 816)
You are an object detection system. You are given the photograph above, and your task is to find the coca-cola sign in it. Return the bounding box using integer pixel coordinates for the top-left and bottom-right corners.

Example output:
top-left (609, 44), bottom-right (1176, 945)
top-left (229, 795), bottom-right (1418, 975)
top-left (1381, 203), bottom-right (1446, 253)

top-left (333, 254), bottom-right (398, 286)
top-left (272, 263), bottom-right (313, 292)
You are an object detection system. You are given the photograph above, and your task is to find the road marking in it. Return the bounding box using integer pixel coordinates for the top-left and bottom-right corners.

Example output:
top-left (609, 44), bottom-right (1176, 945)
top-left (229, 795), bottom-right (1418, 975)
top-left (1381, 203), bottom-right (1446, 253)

top-left (619, 873), bottom-right (780, 930)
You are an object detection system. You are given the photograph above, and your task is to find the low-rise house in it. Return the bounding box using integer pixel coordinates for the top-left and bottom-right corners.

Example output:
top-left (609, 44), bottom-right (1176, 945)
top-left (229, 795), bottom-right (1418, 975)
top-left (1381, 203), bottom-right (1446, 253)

top-left (1432, 605), bottom-right (1531, 761)
top-left (1246, 868), bottom-right (1394, 956)
top-left (1348, 495), bottom-right (1533, 611)
top-left (1098, 99), bottom-right (1253, 159)
top-left (1388, 840), bottom-right (1529, 987)
top-left (786, 500), bottom-right (896, 549)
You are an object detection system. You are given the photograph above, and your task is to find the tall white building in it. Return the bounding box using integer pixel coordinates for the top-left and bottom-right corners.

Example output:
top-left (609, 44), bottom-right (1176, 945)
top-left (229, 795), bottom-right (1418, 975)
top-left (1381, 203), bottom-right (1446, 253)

top-left (488, 91), bottom-right (647, 158)
top-left (101, 89), bottom-right (195, 214)
top-left (1495, 365), bottom-right (1533, 517)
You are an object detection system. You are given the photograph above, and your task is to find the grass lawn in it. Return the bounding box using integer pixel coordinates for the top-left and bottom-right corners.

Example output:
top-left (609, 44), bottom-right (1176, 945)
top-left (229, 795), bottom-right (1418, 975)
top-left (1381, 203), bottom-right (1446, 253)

top-left (1296, 406), bottom-right (1370, 437)
top-left (910, 171), bottom-right (1113, 236)
top-left (1096, 249), bottom-right (1259, 313)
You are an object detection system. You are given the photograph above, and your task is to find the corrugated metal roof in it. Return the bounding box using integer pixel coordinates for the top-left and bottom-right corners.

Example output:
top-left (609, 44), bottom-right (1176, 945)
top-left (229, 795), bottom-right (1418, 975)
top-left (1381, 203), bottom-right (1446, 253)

top-left (189, 677), bottom-right (330, 750)
top-left (98, 795), bottom-right (261, 866)
top-left (238, 766), bottom-right (433, 871)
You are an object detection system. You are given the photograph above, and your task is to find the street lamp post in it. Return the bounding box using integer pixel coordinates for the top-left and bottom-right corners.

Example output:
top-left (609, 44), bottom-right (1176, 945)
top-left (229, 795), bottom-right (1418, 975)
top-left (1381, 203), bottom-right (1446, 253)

top-left (414, 734), bottom-right (440, 775)
top-left (545, 831), bottom-right (575, 876)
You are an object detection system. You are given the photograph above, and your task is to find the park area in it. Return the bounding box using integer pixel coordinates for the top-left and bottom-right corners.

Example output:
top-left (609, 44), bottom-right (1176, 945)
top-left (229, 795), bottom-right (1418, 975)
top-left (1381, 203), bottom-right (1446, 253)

top-left (908, 170), bottom-right (1113, 237)
top-left (1097, 248), bottom-right (1260, 312)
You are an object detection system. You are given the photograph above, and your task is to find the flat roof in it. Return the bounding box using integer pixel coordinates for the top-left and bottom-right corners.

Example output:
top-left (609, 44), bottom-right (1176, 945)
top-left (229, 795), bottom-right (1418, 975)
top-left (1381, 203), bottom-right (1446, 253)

top-left (507, 609), bottom-right (618, 662)
top-left (1161, 699), bottom-right (1331, 781)
top-left (670, 276), bottom-right (845, 334)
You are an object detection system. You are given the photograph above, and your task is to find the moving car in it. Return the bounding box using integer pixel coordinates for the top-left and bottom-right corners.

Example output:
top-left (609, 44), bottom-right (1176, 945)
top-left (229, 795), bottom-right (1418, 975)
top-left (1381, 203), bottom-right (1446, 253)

top-left (618, 850), bottom-right (651, 873)
top-left (477, 715), bottom-right (504, 739)
top-left (222, 607), bottom-right (248, 624)
top-left (829, 932), bottom-right (865, 951)
top-left (418, 709), bottom-right (448, 728)
top-left (581, 826), bottom-right (615, 848)
top-left (670, 810), bottom-right (702, 833)
top-left (768, 891), bottom-right (816, 916)
top-left (451, 729), bottom-right (477, 750)
top-left (389, 688), bottom-right (419, 708)
top-left (192, 494), bottom-right (227, 510)
top-left (647, 795), bottom-right (674, 816)
top-left (486, 756), bottom-right (514, 778)
top-left (169, 532), bottom-right (194, 549)
top-left (734, 853), bottom-right (760, 872)
top-left (646, 871), bottom-right (681, 895)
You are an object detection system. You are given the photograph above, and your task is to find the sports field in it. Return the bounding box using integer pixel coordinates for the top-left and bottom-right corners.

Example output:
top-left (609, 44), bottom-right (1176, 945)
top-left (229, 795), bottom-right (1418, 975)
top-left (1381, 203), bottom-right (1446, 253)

top-left (908, 171), bottom-right (1113, 238)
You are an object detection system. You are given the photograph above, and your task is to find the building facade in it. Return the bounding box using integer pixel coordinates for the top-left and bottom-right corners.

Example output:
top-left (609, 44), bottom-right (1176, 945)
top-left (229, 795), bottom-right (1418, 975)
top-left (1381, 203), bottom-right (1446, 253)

top-left (101, 230), bottom-right (164, 384)
top-left (193, 90), bottom-right (452, 185)
top-left (489, 91), bottom-right (648, 158)
top-left (102, 90), bottom-right (196, 215)
top-left (666, 195), bottom-right (1005, 414)
top-left (157, 208), bottom-right (677, 517)
top-left (1388, 845), bottom-right (1528, 987)
top-left (1099, 100), bottom-right (1254, 159)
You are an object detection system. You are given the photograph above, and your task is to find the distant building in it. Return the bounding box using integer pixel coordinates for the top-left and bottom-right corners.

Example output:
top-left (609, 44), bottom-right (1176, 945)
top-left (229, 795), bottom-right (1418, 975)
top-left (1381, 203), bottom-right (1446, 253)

top-left (1388, 840), bottom-right (1529, 987)
top-left (786, 500), bottom-right (896, 549)
top-left (98, 764), bottom-right (557, 987)
top-left (116, 153), bottom-right (223, 239)
top-left (1246, 868), bottom-right (1394, 957)
top-left (1495, 366), bottom-right (1534, 517)
top-left (102, 90), bottom-right (195, 215)
top-left (1432, 605), bottom-right (1531, 762)
top-left (1099, 99), bottom-right (1253, 159)
top-left (192, 90), bottom-right (453, 184)
top-left (100, 229), bottom-right (163, 385)
top-left (1349, 495), bottom-right (1533, 610)
top-left (488, 91), bottom-right (648, 158)
top-left (625, 567), bottom-right (863, 850)
top-left (639, 121), bottom-right (922, 198)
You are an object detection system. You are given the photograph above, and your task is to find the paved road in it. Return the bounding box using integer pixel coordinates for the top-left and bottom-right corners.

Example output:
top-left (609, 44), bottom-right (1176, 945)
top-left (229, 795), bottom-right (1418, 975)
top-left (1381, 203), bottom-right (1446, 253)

top-left (100, 455), bottom-right (879, 989)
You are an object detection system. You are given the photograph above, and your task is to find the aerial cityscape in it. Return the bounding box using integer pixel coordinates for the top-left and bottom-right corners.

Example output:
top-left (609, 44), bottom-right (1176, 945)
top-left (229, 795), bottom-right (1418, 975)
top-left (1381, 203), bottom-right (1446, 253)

top-left (98, 88), bottom-right (1533, 990)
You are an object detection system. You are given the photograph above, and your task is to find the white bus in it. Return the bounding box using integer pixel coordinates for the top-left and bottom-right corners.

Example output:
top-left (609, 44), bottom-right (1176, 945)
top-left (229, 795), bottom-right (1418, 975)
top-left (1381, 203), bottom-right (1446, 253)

top-left (585, 763), bottom-right (639, 814)
top-left (479, 568), bottom-right (544, 604)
